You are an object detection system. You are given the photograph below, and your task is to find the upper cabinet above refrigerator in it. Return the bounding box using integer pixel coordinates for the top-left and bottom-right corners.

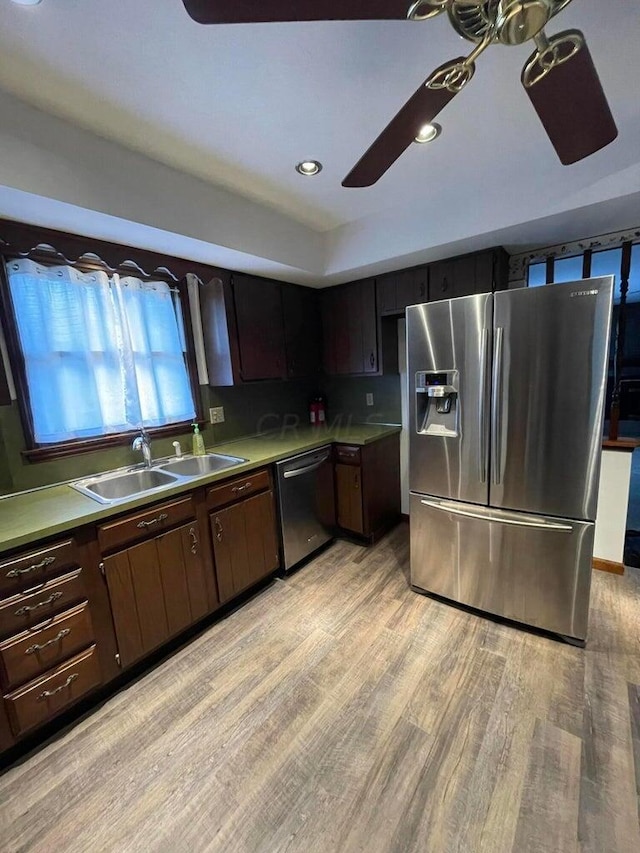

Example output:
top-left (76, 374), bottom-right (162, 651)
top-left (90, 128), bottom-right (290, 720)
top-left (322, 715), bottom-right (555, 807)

top-left (490, 278), bottom-right (614, 521)
top-left (408, 293), bottom-right (493, 506)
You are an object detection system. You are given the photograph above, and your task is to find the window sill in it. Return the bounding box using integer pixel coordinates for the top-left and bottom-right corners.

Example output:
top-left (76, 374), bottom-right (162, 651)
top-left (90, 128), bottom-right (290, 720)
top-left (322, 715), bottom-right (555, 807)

top-left (21, 421), bottom-right (206, 463)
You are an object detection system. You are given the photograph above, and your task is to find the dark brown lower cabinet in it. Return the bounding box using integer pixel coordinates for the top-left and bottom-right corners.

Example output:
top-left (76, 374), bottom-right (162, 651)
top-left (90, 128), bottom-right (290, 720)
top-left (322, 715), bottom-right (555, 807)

top-left (335, 464), bottom-right (364, 534)
top-left (335, 434), bottom-right (401, 541)
top-left (210, 490), bottom-right (279, 603)
top-left (103, 521), bottom-right (209, 668)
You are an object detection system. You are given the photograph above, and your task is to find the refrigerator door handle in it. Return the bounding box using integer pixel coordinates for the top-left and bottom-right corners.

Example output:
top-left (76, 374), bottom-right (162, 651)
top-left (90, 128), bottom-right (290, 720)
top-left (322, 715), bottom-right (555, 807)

top-left (479, 328), bottom-right (489, 484)
top-left (419, 499), bottom-right (574, 531)
top-left (491, 326), bottom-right (504, 485)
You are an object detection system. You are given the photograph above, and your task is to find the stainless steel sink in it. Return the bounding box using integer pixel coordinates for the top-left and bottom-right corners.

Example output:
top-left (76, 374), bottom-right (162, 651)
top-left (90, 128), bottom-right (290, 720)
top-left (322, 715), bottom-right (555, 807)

top-left (158, 453), bottom-right (246, 477)
top-left (72, 468), bottom-right (181, 504)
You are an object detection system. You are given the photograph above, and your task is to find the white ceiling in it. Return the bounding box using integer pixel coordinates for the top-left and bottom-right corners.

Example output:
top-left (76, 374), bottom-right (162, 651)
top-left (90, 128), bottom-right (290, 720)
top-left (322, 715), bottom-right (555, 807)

top-left (0, 0), bottom-right (638, 284)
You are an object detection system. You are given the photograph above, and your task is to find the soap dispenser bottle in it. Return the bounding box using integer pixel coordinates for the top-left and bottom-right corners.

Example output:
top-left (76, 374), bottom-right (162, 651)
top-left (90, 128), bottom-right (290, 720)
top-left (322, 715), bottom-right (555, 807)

top-left (192, 423), bottom-right (205, 456)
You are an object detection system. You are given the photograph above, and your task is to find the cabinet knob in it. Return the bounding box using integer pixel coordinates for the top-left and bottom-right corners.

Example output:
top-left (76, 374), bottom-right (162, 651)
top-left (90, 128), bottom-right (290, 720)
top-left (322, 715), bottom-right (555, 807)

top-left (369, 352), bottom-right (375, 368)
top-left (441, 277), bottom-right (448, 292)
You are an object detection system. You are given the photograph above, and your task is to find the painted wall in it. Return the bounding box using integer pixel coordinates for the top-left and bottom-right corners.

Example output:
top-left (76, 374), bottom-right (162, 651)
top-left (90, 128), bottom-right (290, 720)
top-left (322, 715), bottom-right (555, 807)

top-left (319, 375), bottom-right (401, 431)
top-left (594, 449), bottom-right (633, 565)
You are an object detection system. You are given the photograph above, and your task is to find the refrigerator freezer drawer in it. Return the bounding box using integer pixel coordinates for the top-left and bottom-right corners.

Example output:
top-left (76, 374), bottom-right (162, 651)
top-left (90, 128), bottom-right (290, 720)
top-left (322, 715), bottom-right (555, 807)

top-left (409, 494), bottom-right (594, 640)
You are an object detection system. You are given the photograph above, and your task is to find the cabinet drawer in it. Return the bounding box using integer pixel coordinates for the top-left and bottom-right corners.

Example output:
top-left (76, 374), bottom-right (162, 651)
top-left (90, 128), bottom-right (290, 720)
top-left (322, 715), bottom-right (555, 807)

top-left (0, 569), bottom-right (86, 639)
top-left (4, 645), bottom-right (101, 738)
top-left (334, 445), bottom-right (361, 466)
top-left (0, 602), bottom-right (95, 691)
top-left (207, 469), bottom-right (270, 510)
top-left (97, 496), bottom-right (195, 553)
top-left (0, 539), bottom-right (78, 598)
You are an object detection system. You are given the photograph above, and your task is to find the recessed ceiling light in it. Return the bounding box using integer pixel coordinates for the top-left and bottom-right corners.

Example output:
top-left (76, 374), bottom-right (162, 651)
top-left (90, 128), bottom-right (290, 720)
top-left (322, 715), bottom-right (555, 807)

top-left (295, 160), bottom-right (322, 177)
top-left (11, 0), bottom-right (43, 5)
top-left (414, 122), bottom-right (442, 144)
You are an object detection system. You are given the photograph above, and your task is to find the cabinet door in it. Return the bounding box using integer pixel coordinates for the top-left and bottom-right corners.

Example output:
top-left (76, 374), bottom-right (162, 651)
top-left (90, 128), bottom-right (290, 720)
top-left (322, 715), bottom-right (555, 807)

top-left (397, 268), bottom-right (428, 310)
top-left (241, 492), bottom-right (279, 590)
top-left (335, 464), bottom-right (364, 534)
top-left (282, 285), bottom-right (321, 378)
top-left (210, 502), bottom-right (247, 603)
top-left (233, 274), bottom-right (286, 380)
top-left (429, 260), bottom-right (454, 302)
top-left (103, 542), bottom-right (168, 668)
top-left (103, 521), bottom-right (208, 668)
top-left (156, 523), bottom-right (208, 637)
top-left (211, 492), bottom-right (279, 602)
top-left (321, 286), bottom-right (351, 375)
top-left (360, 280), bottom-right (378, 373)
top-left (377, 275), bottom-right (397, 315)
top-left (322, 281), bottom-right (378, 375)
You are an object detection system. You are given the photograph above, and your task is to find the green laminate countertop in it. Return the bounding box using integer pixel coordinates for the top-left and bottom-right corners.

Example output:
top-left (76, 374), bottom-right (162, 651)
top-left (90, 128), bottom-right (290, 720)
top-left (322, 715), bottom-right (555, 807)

top-left (0, 424), bottom-right (400, 554)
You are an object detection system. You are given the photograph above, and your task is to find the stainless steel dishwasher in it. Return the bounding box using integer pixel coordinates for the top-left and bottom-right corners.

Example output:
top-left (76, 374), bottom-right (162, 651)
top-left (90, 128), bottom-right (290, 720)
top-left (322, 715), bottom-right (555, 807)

top-left (276, 445), bottom-right (335, 572)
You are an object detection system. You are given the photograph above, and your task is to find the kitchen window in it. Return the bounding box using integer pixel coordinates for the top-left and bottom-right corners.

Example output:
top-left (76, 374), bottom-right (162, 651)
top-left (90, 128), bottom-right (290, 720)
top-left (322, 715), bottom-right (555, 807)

top-left (3, 258), bottom-right (197, 452)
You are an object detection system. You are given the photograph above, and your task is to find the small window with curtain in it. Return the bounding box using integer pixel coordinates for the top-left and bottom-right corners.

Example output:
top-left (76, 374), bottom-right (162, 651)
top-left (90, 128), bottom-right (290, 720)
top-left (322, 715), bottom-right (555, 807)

top-left (4, 258), bottom-right (197, 449)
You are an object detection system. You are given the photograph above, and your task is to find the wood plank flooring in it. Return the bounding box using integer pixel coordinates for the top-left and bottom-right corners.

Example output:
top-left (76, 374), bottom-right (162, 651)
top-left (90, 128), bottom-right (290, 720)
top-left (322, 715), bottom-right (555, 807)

top-left (1, 524), bottom-right (640, 852)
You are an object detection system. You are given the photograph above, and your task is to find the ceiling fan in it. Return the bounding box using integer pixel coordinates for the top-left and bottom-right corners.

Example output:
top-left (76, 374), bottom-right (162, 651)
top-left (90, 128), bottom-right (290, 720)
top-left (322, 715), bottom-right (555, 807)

top-left (181, 1), bottom-right (618, 187)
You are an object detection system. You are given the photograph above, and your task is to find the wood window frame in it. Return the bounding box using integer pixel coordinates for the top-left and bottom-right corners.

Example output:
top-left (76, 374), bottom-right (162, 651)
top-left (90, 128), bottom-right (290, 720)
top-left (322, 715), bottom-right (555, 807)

top-left (0, 218), bottom-right (224, 461)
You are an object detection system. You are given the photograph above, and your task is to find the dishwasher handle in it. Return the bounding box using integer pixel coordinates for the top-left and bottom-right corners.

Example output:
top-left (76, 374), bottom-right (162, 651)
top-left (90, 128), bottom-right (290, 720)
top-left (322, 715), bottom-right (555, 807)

top-left (282, 454), bottom-right (331, 479)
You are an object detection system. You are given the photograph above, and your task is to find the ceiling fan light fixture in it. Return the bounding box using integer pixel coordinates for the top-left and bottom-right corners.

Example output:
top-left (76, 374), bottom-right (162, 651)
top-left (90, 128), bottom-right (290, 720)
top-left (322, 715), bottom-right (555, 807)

top-left (10, 0), bottom-right (43, 5)
top-left (414, 122), bottom-right (442, 144)
top-left (296, 160), bottom-right (323, 176)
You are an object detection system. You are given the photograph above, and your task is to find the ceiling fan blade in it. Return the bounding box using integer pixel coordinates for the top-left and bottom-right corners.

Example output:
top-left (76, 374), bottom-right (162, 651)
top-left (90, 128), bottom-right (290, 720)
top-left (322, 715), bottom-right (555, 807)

top-left (182, 1), bottom-right (417, 24)
top-left (522, 29), bottom-right (617, 165)
top-left (342, 57), bottom-right (470, 188)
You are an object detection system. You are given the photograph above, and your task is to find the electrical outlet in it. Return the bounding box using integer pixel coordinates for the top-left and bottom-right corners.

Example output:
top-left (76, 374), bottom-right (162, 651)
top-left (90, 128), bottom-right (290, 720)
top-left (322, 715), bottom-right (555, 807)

top-left (209, 406), bottom-right (225, 424)
top-left (366, 393), bottom-right (374, 407)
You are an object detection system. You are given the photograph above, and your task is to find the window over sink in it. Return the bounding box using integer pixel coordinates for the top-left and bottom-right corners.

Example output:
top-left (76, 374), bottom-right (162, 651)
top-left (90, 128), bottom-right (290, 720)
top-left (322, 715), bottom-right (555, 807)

top-left (3, 257), bottom-right (197, 452)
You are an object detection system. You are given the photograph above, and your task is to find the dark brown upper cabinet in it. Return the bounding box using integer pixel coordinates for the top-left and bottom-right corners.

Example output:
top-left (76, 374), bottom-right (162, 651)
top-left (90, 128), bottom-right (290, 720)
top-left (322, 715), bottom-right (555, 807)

top-left (377, 267), bottom-right (429, 316)
top-left (321, 279), bottom-right (378, 376)
top-left (282, 284), bottom-right (321, 379)
top-left (200, 274), bottom-right (320, 385)
top-left (429, 248), bottom-right (509, 302)
top-left (232, 274), bottom-right (287, 381)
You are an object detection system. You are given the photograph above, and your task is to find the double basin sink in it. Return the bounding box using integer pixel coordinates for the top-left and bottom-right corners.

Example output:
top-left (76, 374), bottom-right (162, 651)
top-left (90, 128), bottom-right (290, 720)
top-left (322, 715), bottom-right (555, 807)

top-left (71, 452), bottom-right (247, 505)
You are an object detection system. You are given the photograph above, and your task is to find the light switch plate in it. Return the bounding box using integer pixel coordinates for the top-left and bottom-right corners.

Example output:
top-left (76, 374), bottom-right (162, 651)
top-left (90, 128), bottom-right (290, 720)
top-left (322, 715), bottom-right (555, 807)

top-left (366, 393), bottom-right (374, 407)
top-left (209, 406), bottom-right (225, 424)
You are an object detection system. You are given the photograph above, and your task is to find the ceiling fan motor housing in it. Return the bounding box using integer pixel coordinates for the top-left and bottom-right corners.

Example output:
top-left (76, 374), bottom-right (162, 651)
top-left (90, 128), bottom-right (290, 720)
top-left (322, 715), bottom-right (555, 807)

top-left (496, 0), bottom-right (552, 44)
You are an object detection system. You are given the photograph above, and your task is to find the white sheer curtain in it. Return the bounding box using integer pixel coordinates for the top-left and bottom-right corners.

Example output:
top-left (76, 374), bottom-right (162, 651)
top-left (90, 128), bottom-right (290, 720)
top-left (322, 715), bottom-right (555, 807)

top-left (6, 259), bottom-right (196, 444)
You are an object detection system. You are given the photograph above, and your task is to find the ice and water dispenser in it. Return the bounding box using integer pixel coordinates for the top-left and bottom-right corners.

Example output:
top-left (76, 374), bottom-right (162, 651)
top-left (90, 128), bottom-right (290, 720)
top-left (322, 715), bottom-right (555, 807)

top-left (415, 371), bottom-right (459, 437)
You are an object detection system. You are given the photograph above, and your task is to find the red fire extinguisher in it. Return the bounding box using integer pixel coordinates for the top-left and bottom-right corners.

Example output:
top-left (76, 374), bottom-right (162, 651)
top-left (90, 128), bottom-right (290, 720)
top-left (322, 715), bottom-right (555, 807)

top-left (316, 394), bottom-right (326, 425)
top-left (309, 394), bottom-right (327, 425)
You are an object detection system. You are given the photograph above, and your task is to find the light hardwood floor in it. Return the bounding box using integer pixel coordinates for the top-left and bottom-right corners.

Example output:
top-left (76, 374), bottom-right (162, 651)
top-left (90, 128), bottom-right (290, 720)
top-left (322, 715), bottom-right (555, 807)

top-left (1, 524), bottom-right (639, 853)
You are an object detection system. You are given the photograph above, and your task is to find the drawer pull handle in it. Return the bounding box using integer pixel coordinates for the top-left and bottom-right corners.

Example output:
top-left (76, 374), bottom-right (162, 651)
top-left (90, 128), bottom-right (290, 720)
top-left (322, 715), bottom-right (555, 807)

top-left (37, 672), bottom-right (79, 701)
top-left (214, 518), bottom-right (223, 542)
top-left (137, 513), bottom-right (168, 529)
top-left (189, 527), bottom-right (198, 555)
top-left (25, 628), bottom-right (71, 655)
top-left (231, 482), bottom-right (253, 494)
top-left (15, 591), bottom-right (63, 617)
top-left (6, 556), bottom-right (56, 579)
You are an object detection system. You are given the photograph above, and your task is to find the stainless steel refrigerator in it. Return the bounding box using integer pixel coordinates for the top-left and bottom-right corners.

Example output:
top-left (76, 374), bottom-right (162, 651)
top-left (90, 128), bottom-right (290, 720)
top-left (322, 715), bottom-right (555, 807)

top-left (408, 277), bottom-right (614, 643)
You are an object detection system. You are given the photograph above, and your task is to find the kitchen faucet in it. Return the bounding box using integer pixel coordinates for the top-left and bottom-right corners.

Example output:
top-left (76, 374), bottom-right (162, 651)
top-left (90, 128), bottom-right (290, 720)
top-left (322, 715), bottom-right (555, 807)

top-left (132, 428), bottom-right (152, 468)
